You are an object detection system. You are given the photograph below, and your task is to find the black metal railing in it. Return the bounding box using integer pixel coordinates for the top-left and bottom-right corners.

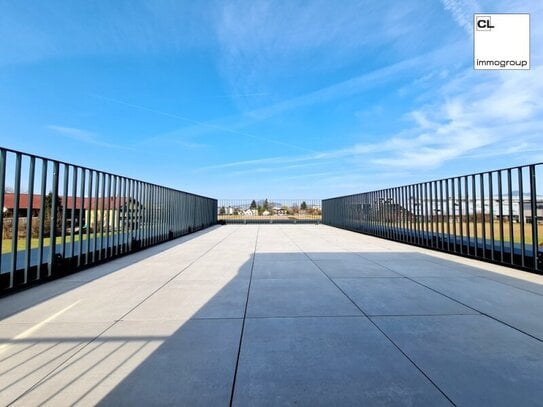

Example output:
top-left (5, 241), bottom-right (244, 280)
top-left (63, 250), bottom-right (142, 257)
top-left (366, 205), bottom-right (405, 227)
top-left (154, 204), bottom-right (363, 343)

top-left (0, 146), bottom-right (217, 293)
top-left (218, 199), bottom-right (321, 224)
top-left (323, 163), bottom-right (543, 274)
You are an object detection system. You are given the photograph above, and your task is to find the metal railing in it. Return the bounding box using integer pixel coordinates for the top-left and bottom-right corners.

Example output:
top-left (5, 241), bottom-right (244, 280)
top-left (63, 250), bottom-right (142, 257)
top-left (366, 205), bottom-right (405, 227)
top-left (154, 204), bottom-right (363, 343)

top-left (323, 163), bottom-right (543, 274)
top-left (218, 199), bottom-right (321, 224)
top-left (0, 146), bottom-right (217, 293)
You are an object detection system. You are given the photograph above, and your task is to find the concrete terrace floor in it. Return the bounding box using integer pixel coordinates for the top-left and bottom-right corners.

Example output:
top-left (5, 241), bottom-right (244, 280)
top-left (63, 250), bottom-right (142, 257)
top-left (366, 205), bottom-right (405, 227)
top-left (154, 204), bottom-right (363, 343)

top-left (1, 225), bottom-right (543, 406)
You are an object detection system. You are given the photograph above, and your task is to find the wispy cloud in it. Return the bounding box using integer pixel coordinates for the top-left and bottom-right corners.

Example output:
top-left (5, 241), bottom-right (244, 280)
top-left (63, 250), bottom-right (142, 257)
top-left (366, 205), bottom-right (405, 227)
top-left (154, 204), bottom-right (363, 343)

top-left (201, 63), bottom-right (543, 180)
top-left (47, 125), bottom-right (131, 150)
top-left (89, 93), bottom-right (316, 153)
top-left (441, 0), bottom-right (479, 34)
top-left (148, 42), bottom-right (464, 152)
top-left (214, 1), bottom-right (439, 109)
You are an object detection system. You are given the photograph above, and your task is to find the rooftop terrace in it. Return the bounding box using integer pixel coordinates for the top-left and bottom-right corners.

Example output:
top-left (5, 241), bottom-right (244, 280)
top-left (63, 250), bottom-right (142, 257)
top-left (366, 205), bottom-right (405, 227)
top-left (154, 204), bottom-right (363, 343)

top-left (1, 224), bottom-right (543, 406)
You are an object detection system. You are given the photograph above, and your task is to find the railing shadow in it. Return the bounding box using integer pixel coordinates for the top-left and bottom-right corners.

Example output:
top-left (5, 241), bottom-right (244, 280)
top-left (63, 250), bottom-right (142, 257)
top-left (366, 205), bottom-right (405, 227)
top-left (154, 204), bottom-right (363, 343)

top-left (0, 226), bottom-right (221, 321)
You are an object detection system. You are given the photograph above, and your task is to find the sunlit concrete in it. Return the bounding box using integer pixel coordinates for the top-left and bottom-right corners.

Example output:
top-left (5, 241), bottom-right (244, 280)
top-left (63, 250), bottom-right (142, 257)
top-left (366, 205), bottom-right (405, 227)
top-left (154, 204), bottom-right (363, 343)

top-left (1, 224), bottom-right (543, 405)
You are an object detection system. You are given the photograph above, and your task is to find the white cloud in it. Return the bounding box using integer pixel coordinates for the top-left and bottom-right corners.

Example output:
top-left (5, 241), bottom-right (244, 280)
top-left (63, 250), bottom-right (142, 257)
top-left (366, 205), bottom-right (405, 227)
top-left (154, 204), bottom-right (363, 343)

top-left (47, 125), bottom-right (130, 150)
top-left (202, 63), bottom-right (543, 177)
top-left (441, 0), bottom-right (480, 34)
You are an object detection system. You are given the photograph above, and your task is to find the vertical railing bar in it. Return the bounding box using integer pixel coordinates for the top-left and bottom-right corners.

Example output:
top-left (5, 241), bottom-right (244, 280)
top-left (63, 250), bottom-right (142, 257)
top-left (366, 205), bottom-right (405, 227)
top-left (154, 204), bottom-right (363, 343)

top-left (480, 173), bottom-right (487, 257)
top-left (418, 183), bottom-right (423, 246)
top-left (137, 181), bottom-right (142, 243)
top-left (429, 182), bottom-right (434, 247)
top-left (77, 168), bottom-right (85, 267)
top-left (529, 165), bottom-right (539, 272)
top-left (464, 176), bottom-right (470, 255)
top-left (451, 178), bottom-right (457, 253)
top-left (124, 177), bottom-right (129, 252)
top-left (124, 178), bottom-right (130, 250)
top-left (24, 156), bottom-right (35, 282)
top-left (518, 168), bottom-right (526, 268)
top-left (132, 180), bottom-right (137, 244)
top-left (398, 187), bottom-right (402, 242)
top-left (440, 179), bottom-right (444, 250)
top-left (10, 152), bottom-right (22, 286)
top-left (70, 167), bottom-right (77, 259)
top-left (411, 185), bottom-right (416, 244)
top-left (36, 160), bottom-right (47, 280)
top-left (436, 181), bottom-right (440, 249)
top-left (108, 174), bottom-right (113, 257)
top-left (489, 172), bottom-right (495, 262)
top-left (507, 169), bottom-right (514, 265)
top-left (112, 175), bottom-right (117, 256)
top-left (159, 187), bottom-right (164, 240)
top-left (445, 179), bottom-right (451, 251)
top-left (147, 184), bottom-right (151, 245)
top-left (457, 177), bottom-right (469, 254)
top-left (0, 150), bottom-right (6, 279)
top-left (407, 185), bottom-right (412, 244)
top-left (93, 171), bottom-right (99, 263)
top-left (99, 172), bottom-right (106, 261)
top-left (406, 186), bottom-right (411, 244)
top-left (143, 183), bottom-right (148, 247)
top-left (61, 164), bottom-right (69, 259)
top-left (48, 161), bottom-right (59, 277)
top-left (86, 170), bottom-right (93, 264)
top-left (157, 185), bottom-right (161, 242)
top-left (472, 174), bottom-right (478, 256)
top-left (117, 177), bottom-right (122, 253)
top-left (498, 170), bottom-right (505, 262)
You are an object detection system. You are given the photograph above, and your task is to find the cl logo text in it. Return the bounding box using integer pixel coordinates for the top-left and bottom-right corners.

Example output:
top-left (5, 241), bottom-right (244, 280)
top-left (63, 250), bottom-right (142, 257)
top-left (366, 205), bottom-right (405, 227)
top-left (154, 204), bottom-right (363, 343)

top-left (476, 16), bottom-right (495, 31)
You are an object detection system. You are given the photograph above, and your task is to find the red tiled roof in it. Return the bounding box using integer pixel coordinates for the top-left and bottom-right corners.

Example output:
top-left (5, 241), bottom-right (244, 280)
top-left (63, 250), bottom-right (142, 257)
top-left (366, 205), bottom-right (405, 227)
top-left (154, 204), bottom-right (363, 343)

top-left (3, 193), bottom-right (126, 210)
top-left (63, 196), bottom-right (123, 210)
top-left (3, 193), bottom-right (41, 210)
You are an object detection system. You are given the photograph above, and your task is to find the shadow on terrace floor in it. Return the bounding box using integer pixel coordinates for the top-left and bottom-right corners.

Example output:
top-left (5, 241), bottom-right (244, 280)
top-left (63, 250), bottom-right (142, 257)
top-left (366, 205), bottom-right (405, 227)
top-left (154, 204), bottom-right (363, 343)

top-left (0, 226), bottom-right (222, 321)
top-left (2, 233), bottom-right (543, 406)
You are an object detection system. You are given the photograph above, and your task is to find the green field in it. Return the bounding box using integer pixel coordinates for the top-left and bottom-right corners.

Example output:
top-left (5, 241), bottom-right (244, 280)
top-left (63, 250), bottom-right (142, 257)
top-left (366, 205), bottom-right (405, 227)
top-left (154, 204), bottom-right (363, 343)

top-left (391, 221), bottom-right (543, 246)
top-left (1, 233), bottom-right (104, 254)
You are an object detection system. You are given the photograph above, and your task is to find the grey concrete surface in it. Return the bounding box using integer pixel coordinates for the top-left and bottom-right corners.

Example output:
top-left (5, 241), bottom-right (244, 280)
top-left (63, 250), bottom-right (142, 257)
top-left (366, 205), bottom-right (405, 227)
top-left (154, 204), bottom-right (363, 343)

top-left (1, 224), bottom-right (543, 406)
top-left (374, 315), bottom-right (543, 406)
top-left (334, 277), bottom-right (477, 316)
top-left (232, 316), bottom-right (451, 406)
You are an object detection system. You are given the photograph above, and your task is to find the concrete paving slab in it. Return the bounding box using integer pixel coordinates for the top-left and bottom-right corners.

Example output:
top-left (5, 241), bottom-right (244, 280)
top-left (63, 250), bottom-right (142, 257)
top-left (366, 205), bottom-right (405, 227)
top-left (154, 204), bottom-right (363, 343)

top-left (304, 252), bottom-right (358, 261)
top-left (252, 260), bottom-right (324, 280)
top-left (2, 280), bottom-right (165, 324)
top-left (123, 279), bottom-right (249, 320)
top-left (0, 321), bottom-right (111, 405)
top-left (374, 315), bottom-right (543, 406)
top-left (315, 258), bottom-right (401, 278)
top-left (254, 252), bottom-right (308, 262)
top-left (368, 257), bottom-right (487, 278)
top-left (3, 224), bottom-right (543, 405)
top-left (247, 278), bottom-right (361, 317)
top-left (12, 319), bottom-right (242, 407)
top-left (413, 276), bottom-right (543, 340)
top-left (0, 280), bottom-right (84, 320)
top-left (335, 278), bottom-right (477, 316)
top-left (232, 316), bottom-right (451, 406)
top-left (174, 258), bottom-right (253, 281)
top-left (477, 273), bottom-right (543, 296)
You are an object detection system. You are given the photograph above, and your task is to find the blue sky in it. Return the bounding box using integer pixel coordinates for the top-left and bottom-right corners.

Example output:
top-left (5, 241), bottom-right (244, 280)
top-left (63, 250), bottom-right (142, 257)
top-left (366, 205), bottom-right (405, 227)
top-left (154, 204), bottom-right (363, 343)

top-left (0, 0), bottom-right (542, 199)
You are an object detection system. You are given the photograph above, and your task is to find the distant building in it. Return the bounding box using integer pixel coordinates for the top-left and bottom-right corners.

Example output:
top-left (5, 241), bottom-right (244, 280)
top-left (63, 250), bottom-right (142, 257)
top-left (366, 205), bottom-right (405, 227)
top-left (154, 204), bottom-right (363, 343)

top-left (2, 193), bottom-right (143, 231)
top-left (272, 206), bottom-right (286, 215)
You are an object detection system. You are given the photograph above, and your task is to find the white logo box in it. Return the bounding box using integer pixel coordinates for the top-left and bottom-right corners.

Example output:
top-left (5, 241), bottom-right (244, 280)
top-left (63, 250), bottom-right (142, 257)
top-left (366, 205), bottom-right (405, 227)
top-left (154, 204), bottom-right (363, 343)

top-left (473, 13), bottom-right (530, 70)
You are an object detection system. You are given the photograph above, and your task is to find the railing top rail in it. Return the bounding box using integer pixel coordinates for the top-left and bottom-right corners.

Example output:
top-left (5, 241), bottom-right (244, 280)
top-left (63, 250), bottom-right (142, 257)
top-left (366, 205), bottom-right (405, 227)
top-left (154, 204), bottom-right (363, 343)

top-left (0, 145), bottom-right (216, 201)
top-left (323, 162), bottom-right (543, 201)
